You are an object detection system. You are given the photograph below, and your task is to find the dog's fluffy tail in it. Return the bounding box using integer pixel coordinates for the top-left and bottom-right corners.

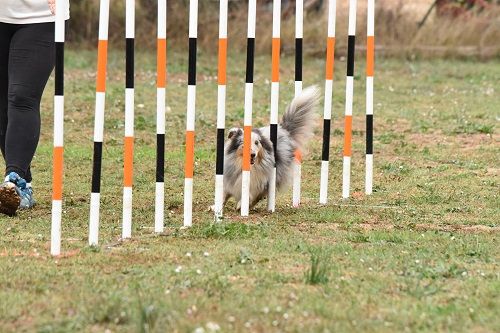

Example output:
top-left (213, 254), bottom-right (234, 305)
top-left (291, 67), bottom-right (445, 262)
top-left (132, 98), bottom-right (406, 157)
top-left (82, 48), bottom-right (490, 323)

top-left (281, 85), bottom-right (320, 150)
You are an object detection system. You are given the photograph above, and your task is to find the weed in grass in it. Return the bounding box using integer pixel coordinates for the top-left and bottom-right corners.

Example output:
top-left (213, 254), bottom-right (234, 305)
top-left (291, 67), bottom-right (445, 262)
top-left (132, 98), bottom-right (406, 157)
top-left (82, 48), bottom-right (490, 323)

top-left (453, 122), bottom-right (494, 135)
top-left (422, 263), bottom-right (468, 280)
top-left (189, 222), bottom-right (267, 240)
top-left (135, 115), bottom-right (148, 131)
top-left (86, 293), bottom-right (129, 326)
top-left (381, 162), bottom-right (410, 175)
top-left (460, 235), bottom-right (489, 259)
top-left (136, 288), bottom-right (158, 333)
top-left (332, 128), bottom-right (343, 136)
top-left (204, 275), bottom-right (230, 299)
top-left (414, 119), bottom-right (432, 133)
top-left (404, 280), bottom-right (443, 299)
top-left (85, 245), bottom-right (100, 253)
top-left (305, 247), bottom-right (331, 285)
top-left (379, 132), bottom-right (402, 144)
top-left (360, 231), bottom-right (405, 244)
top-left (238, 248), bottom-right (253, 265)
top-left (347, 233), bottom-right (371, 244)
top-left (137, 304), bottom-right (157, 333)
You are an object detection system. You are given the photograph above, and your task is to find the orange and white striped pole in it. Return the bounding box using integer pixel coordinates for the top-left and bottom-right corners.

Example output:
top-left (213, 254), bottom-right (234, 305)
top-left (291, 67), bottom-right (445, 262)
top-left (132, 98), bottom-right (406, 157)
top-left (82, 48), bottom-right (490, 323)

top-left (155, 0), bottom-right (167, 233)
top-left (89, 0), bottom-right (110, 246)
top-left (267, 0), bottom-right (281, 212)
top-left (292, 0), bottom-right (303, 207)
top-left (342, 0), bottom-right (357, 199)
top-left (122, 0), bottom-right (135, 238)
top-left (241, 0), bottom-right (257, 216)
top-left (183, 0), bottom-right (198, 227)
top-left (319, 0), bottom-right (336, 204)
top-left (50, 0), bottom-right (66, 256)
top-left (214, 0), bottom-right (228, 220)
top-left (240, 0), bottom-right (257, 217)
top-left (365, 0), bottom-right (374, 195)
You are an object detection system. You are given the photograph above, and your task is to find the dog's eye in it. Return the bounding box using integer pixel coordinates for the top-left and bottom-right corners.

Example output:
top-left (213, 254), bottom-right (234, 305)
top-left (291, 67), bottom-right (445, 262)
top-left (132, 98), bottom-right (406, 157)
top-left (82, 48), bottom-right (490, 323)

top-left (254, 140), bottom-right (259, 145)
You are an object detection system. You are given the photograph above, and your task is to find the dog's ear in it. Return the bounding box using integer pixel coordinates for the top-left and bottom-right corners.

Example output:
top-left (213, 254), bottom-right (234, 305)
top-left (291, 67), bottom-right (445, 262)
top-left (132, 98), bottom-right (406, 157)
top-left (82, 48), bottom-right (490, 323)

top-left (259, 135), bottom-right (273, 152)
top-left (228, 127), bottom-right (242, 139)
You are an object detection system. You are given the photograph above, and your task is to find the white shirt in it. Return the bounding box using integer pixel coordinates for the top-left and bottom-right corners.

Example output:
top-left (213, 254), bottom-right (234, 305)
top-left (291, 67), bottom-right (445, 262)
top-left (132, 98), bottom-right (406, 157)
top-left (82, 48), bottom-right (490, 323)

top-left (0, 0), bottom-right (70, 24)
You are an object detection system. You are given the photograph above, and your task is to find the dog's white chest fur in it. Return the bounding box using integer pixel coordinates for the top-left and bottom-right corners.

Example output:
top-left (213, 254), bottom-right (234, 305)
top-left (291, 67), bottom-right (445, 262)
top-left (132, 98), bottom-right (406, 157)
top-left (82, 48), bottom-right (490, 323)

top-left (224, 162), bottom-right (272, 208)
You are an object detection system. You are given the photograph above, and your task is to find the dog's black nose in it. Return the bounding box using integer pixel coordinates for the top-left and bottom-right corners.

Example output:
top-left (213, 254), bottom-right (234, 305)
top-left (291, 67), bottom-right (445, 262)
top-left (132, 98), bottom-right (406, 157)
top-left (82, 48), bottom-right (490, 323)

top-left (250, 153), bottom-right (256, 159)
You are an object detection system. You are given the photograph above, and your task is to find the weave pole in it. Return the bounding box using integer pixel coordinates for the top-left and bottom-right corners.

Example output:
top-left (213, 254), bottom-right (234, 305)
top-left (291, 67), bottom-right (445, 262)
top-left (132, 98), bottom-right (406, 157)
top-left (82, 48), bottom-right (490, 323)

top-left (183, 0), bottom-right (198, 227)
top-left (342, 0), bottom-right (357, 199)
top-left (240, 0), bottom-right (257, 217)
top-left (122, 0), bottom-right (135, 239)
top-left (292, 0), bottom-right (303, 207)
top-left (319, 0), bottom-right (336, 204)
top-left (155, 0), bottom-right (167, 233)
top-left (50, 0), bottom-right (66, 256)
top-left (214, 0), bottom-right (228, 220)
top-left (267, 0), bottom-right (281, 212)
top-left (89, 0), bottom-right (110, 246)
top-left (365, 0), bottom-right (374, 195)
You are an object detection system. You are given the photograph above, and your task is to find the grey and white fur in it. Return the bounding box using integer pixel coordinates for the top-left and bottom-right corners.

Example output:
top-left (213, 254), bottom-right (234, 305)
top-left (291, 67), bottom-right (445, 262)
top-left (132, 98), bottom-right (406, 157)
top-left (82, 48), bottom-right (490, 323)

top-left (222, 85), bottom-right (320, 210)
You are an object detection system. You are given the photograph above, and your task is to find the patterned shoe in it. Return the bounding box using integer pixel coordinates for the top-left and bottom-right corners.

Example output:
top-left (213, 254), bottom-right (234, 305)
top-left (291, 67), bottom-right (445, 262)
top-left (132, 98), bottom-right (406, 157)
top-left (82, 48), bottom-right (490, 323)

top-left (8, 172), bottom-right (36, 209)
top-left (20, 186), bottom-right (36, 209)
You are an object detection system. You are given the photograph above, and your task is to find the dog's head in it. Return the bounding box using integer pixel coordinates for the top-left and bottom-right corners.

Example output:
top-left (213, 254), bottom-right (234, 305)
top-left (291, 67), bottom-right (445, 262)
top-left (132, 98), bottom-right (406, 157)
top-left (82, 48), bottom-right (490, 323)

top-left (227, 127), bottom-right (272, 166)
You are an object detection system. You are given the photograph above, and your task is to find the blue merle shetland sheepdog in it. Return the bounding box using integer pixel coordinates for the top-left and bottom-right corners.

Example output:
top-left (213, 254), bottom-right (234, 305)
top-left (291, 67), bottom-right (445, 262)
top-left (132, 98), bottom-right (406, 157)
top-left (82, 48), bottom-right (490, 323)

top-left (222, 86), bottom-right (320, 211)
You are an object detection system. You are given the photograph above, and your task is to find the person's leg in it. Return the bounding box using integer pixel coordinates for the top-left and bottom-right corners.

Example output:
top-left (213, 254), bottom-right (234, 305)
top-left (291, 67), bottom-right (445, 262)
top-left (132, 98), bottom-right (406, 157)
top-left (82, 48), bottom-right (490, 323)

top-left (6, 22), bottom-right (55, 183)
top-left (0, 23), bottom-right (14, 164)
top-left (0, 24), bottom-right (19, 215)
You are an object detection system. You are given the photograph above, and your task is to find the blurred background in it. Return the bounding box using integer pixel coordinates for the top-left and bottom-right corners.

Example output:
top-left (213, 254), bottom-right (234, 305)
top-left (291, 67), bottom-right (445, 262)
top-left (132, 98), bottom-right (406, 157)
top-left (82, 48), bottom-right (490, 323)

top-left (67, 0), bottom-right (500, 59)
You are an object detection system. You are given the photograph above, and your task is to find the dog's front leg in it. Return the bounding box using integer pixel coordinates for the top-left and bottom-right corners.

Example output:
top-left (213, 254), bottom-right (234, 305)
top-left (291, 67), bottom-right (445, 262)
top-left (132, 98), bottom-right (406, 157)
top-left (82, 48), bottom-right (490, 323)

top-left (209, 192), bottom-right (231, 213)
top-left (223, 193), bottom-right (230, 207)
top-left (238, 193), bottom-right (258, 211)
top-left (249, 191), bottom-right (266, 210)
top-left (249, 194), bottom-right (258, 210)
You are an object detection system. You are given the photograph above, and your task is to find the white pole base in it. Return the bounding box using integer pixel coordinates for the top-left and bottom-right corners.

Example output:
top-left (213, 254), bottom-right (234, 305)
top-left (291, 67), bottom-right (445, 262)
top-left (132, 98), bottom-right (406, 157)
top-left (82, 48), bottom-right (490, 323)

top-left (214, 174), bottom-right (224, 221)
top-left (241, 170), bottom-right (250, 216)
top-left (183, 178), bottom-right (193, 227)
top-left (89, 192), bottom-right (101, 245)
top-left (122, 186), bottom-right (133, 239)
top-left (267, 167), bottom-right (276, 212)
top-left (51, 200), bottom-right (62, 256)
top-left (319, 160), bottom-right (329, 204)
top-left (292, 162), bottom-right (301, 207)
top-left (154, 182), bottom-right (165, 233)
top-left (365, 154), bottom-right (373, 195)
top-left (342, 156), bottom-right (351, 199)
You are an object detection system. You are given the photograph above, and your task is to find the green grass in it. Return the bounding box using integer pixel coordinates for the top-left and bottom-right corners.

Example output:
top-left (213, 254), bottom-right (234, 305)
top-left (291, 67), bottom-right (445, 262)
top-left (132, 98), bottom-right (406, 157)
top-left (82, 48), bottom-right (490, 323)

top-left (305, 247), bottom-right (331, 285)
top-left (0, 50), bottom-right (499, 332)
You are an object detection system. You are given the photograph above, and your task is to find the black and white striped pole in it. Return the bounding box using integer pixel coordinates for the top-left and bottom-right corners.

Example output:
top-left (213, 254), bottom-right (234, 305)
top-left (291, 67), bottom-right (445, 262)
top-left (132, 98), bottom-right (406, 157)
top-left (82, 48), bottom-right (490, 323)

top-left (51, 0), bottom-right (67, 256)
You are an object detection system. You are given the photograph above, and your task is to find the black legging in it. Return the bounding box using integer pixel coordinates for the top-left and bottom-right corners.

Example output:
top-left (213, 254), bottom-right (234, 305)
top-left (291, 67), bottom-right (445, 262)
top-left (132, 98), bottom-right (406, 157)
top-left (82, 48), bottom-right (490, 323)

top-left (0, 22), bottom-right (55, 183)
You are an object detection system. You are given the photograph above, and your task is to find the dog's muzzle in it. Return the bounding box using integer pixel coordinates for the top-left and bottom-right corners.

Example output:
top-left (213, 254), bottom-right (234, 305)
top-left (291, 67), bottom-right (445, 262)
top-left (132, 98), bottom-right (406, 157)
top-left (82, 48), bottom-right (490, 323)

top-left (250, 153), bottom-right (256, 165)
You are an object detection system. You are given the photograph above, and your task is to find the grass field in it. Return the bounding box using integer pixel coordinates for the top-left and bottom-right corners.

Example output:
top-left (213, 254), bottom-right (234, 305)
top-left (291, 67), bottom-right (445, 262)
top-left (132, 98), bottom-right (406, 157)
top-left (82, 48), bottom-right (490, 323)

top-left (0, 50), bottom-right (498, 332)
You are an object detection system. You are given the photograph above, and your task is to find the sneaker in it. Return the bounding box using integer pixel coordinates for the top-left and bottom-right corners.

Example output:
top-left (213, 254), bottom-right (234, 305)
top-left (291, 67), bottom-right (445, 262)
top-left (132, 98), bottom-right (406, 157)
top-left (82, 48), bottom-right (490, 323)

top-left (19, 185), bottom-right (36, 209)
top-left (0, 180), bottom-right (20, 216)
top-left (0, 172), bottom-right (36, 216)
